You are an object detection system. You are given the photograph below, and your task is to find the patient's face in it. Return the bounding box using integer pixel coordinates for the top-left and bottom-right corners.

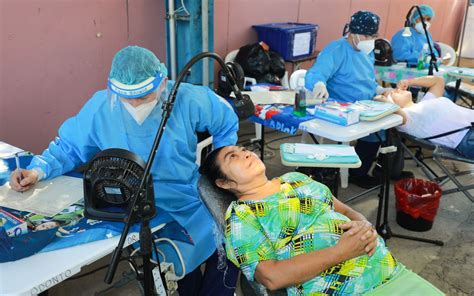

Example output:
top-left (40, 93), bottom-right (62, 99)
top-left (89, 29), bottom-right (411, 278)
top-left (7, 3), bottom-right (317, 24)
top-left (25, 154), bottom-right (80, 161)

top-left (389, 89), bottom-right (412, 107)
top-left (217, 146), bottom-right (265, 186)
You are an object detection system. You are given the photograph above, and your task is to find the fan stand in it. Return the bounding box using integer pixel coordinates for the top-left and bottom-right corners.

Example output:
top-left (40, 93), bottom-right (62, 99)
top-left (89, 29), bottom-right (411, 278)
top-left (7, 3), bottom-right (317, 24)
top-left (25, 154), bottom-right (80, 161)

top-left (104, 175), bottom-right (164, 296)
top-left (135, 190), bottom-right (161, 295)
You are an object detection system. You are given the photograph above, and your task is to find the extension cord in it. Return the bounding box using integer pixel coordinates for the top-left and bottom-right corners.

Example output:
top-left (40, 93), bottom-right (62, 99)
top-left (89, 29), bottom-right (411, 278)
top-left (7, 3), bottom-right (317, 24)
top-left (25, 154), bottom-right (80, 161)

top-left (153, 262), bottom-right (179, 295)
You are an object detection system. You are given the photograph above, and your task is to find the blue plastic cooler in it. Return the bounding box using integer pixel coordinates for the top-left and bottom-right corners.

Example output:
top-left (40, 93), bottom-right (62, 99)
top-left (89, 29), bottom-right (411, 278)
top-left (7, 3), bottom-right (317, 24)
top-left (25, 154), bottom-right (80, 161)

top-left (253, 22), bottom-right (319, 61)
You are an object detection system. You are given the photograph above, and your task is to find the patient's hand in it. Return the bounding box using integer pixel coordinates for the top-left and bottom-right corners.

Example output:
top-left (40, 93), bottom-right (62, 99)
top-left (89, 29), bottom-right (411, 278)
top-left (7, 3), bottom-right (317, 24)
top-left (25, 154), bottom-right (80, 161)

top-left (397, 79), bottom-right (410, 91)
top-left (339, 220), bottom-right (378, 256)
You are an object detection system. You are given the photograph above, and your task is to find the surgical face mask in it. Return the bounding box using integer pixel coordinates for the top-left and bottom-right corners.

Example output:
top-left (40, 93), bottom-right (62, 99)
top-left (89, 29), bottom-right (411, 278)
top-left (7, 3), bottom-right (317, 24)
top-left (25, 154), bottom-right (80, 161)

top-left (122, 98), bottom-right (158, 125)
top-left (415, 22), bottom-right (430, 33)
top-left (355, 35), bottom-right (375, 54)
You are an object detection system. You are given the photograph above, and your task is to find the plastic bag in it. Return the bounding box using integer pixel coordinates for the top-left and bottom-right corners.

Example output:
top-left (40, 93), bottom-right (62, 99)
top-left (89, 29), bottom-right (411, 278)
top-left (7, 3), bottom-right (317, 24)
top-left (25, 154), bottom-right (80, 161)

top-left (394, 178), bottom-right (442, 231)
top-left (235, 42), bottom-right (271, 79)
top-left (269, 51), bottom-right (286, 78)
top-left (234, 42), bottom-right (284, 85)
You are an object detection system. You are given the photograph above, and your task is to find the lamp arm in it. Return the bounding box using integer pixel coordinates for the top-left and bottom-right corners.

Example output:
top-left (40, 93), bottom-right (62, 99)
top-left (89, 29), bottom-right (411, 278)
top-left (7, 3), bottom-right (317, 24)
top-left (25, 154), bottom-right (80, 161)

top-left (413, 5), bottom-right (439, 74)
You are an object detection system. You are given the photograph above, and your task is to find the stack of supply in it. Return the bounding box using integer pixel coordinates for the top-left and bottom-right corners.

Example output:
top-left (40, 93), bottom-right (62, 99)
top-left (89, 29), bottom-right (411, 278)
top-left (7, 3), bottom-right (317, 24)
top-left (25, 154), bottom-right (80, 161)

top-left (311, 101), bottom-right (360, 126)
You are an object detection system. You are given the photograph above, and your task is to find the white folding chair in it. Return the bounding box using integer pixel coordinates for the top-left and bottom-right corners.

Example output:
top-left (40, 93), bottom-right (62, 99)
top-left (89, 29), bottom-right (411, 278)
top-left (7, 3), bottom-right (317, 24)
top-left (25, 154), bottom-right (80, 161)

top-left (289, 69), bottom-right (307, 90)
top-left (436, 42), bottom-right (456, 67)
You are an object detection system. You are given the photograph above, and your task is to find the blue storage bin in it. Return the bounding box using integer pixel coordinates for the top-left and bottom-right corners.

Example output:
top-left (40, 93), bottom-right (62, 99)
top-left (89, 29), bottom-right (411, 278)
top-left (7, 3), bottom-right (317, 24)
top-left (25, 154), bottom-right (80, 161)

top-left (253, 23), bottom-right (319, 61)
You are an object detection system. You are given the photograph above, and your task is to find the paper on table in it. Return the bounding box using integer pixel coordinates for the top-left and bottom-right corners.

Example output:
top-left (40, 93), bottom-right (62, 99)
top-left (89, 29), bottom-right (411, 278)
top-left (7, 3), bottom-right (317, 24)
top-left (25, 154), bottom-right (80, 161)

top-left (0, 142), bottom-right (23, 159)
top-left (294, 144), bottom-right (357, 156)
top-left (0, 176), bottom-right (83, 217)
top-left (231, 91), bottom-right (296, 105)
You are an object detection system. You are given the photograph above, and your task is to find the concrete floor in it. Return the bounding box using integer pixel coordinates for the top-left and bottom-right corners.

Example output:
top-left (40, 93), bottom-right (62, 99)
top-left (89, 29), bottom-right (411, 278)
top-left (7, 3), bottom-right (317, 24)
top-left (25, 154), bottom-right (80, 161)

top-left (49, 120), bottom-right (474, 296)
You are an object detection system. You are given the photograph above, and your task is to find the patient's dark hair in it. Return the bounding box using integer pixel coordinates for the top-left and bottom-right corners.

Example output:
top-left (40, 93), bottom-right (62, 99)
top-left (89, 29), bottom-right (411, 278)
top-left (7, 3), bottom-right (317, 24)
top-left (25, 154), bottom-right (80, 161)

top-left (199, 146), bottom-right (228, 186)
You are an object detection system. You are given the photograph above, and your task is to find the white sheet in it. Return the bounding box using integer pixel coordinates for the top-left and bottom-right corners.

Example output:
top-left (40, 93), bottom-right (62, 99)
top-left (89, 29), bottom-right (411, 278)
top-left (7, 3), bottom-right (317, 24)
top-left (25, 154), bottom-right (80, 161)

top-left (0, 175), bottom-right (83, 217)
top-left (293, 143), bottom-right (357, 156)
top-left (0, 142), bottom-right (23, 159)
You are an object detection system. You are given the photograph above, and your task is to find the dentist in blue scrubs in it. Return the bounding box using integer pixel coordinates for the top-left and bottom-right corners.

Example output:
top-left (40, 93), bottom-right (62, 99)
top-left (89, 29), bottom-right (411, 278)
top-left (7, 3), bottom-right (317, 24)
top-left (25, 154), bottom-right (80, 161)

top-left (391, 4), bottom-right (438, 64)
top-left (305, 11), bottom-right (392, 188)
top-left (10, 46), bottom-right (240, 295)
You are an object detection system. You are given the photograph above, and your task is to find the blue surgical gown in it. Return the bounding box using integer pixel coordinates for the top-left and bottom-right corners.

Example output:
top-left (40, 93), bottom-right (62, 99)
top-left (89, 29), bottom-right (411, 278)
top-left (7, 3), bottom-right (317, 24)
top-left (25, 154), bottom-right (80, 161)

top-left (391, 27), bottom-right (438, 64)
top-left (305, 37), bottom-right (378, 103)
top-left (27, 81), bottom-right (239, 274)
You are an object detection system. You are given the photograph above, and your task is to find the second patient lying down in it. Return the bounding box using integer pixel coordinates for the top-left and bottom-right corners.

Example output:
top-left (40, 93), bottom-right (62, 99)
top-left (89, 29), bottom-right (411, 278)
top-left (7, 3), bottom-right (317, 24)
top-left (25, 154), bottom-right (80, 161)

top-left (200, 146), bottom-right (444, 295)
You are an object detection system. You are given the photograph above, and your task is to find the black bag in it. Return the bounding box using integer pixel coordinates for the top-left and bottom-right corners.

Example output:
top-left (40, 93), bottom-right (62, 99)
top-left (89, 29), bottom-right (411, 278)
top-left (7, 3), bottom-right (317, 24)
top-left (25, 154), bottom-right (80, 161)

top-left (234, 43), bottom-right (284, 85)
top-left (235, 43), bottom-right (271, 79)
top-left (269, 51), bottom-right (286, 78)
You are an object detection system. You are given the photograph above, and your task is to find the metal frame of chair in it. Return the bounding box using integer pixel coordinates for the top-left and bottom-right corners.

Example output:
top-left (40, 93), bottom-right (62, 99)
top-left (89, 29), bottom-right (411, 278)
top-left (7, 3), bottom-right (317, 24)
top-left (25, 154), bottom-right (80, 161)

top-left (398, 131), bottom-right (474, 202)
top-left (446, 79), bottom-right (474, 109)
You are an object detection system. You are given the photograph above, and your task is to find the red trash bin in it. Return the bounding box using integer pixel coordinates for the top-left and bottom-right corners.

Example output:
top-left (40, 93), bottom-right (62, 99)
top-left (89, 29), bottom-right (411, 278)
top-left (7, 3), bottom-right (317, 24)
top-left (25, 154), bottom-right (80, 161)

top-left (394, 178), bottom-right (442, 232)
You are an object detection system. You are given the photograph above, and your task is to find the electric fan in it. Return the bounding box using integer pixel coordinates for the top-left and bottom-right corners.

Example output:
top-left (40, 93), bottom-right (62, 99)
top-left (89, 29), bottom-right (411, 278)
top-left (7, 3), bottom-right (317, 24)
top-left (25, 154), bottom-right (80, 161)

top-left (374, 39), bottom-right (394, 66)
top-left (83, 148), bottom-right (155, 222)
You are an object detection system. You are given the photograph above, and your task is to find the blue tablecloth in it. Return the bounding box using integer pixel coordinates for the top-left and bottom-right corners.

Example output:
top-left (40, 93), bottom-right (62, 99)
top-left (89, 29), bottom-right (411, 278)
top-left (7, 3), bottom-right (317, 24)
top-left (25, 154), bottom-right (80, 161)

top-left (248, 105), bottom-right (317, 135)
top-left (0, 156), bottom-right (190, 263)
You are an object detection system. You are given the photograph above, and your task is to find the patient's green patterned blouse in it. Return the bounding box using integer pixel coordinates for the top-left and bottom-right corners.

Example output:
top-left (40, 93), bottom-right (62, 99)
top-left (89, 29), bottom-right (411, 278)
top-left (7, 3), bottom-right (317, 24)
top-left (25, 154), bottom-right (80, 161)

top-left (224, 172), bottom-right (398, 295)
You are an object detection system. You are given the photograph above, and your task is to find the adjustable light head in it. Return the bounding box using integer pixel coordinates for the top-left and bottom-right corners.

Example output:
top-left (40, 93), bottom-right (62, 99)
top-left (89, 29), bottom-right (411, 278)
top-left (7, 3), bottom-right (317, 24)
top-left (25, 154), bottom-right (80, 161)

top-left (402, 19), bottom-right (412, 37)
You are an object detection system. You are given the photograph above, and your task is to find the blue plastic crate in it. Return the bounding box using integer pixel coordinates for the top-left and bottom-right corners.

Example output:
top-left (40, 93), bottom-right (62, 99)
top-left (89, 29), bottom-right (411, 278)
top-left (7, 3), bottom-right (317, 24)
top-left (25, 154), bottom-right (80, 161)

top-left (253, 23), bottom-right (319, 61)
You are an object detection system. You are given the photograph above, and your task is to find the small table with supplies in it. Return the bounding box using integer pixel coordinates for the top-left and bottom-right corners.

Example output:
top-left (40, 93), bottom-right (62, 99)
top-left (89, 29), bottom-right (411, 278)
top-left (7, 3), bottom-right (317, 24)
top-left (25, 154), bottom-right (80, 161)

top-left (375, 64), bottom-right (474, 85)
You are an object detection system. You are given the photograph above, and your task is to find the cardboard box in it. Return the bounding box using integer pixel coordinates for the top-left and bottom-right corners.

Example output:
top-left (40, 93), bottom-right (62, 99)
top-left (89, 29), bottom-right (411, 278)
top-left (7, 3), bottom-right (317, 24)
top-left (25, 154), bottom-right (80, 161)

top-left (0, 208), bottom-right (28, 237)
top-left (313, 102), bottom-right (360, 126)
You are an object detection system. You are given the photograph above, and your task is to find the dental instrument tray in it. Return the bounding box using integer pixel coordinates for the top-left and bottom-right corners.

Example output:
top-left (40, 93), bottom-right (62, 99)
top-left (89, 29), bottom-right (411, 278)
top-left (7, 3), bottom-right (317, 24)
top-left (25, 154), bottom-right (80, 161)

top-left (280, 143), bottom-right (361, 168)
top-left (309, 100), bottom-right (399, 125)
top-left (350, 100), bottom-right (400, 121)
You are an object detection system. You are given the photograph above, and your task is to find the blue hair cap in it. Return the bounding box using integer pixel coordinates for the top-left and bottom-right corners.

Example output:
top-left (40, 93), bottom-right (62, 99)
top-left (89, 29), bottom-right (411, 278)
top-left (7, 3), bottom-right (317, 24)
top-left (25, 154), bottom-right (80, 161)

top-left (349, 10), bottom-right (380, 35)
top-left (109, 45), bottom-right (168, 85)
top-left (411, 4), bottom-right (435, 24)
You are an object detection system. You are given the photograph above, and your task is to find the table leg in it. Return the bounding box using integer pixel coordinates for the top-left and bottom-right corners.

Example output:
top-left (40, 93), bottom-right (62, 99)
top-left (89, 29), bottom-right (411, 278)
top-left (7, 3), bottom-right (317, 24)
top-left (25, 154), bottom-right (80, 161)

top-left (250, 123), bottom-right (262, 143)
top-left (301, 131), bottom-right (311, 144)
top-left (340, 142), bottom-right (349, 188)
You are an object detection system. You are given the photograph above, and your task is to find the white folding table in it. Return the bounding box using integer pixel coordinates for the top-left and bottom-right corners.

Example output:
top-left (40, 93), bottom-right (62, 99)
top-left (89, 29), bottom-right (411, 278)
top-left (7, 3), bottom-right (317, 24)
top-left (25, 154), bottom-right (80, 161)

top-left (0, 225), bottom-right (165, 296)
top-left (299, 114), bottom-right (404, 188)
top-left (0, 141), bottom-right (167, 296)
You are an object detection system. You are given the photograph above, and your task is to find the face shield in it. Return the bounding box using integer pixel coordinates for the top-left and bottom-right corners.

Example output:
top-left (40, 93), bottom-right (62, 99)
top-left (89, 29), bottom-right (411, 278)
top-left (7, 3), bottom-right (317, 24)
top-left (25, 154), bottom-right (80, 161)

top-left (108, 72), bottom-right (169, 126)
top-left (107, 72), bottom-right (168, 109)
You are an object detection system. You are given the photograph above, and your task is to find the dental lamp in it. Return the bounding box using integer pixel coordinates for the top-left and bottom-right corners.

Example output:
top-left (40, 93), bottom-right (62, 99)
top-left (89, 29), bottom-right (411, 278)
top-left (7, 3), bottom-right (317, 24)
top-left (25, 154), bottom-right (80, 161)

top-left (403, 5), bottom-right (438, 75)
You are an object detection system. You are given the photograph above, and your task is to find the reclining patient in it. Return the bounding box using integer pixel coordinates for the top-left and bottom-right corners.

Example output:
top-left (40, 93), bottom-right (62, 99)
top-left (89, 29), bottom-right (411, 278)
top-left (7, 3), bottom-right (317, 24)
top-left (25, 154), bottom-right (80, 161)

top-left (200, 146), bottom-right (443, 295)
top-left (378, 76), bottom-right (473, 159)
